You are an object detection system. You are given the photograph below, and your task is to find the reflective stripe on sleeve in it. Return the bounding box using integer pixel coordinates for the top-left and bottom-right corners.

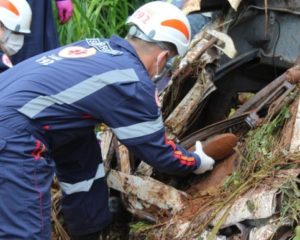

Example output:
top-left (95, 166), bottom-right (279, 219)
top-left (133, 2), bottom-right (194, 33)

top-left (59, 163), bottom-right (105, 195)
top-left (18, 69), bottom-right (139, 118)
top-left (111, 116), bottom-right (163, 140)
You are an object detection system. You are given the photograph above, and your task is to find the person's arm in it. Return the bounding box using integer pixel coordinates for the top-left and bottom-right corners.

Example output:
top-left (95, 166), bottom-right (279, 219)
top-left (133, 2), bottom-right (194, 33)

top-left (82, 57), bottom-right (214, 175)
top-left (101, 80), bottom-right (214, 175)
top-left (127, 129), bottom-right (202, 175)
top-left (55, 0), bottom-right (74, 24)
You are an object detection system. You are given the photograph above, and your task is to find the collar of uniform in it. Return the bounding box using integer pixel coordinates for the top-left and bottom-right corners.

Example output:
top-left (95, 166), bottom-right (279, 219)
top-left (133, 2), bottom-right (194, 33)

top-left (109, 35), bottom-right (142, 61)
top-left (109, 35), bottom-right (151, 82)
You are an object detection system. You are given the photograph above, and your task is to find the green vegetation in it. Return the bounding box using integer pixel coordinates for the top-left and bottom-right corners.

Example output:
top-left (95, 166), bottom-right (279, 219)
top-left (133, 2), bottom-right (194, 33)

top-left (187, 93), bottom-right (299, 240)
top-left (55, 0), bottom-right (148, 45)
top-left (130, 221), bottom-right (152, 233)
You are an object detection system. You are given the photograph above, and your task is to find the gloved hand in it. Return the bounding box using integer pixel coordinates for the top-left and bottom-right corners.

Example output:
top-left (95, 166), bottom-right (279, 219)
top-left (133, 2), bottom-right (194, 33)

top-left (193, 141), bottom-right (215, 174)
top-left (56, 0), bottom-right (74, 24)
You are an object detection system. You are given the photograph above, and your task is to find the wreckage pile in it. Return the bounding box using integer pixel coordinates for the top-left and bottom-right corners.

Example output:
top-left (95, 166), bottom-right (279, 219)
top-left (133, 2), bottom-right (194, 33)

top-left (52, 1), bottom-right (300, 239)
top-left (125, 52), bottom-right (300, 240)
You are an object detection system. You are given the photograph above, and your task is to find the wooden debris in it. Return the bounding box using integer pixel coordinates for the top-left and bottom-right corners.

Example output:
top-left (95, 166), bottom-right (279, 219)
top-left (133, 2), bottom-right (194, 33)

top-left (115, 141), bottom-right (131, 174)
top-left (290, 97), bottom-right (300, 153)
top-left (106, 170), bottom-right (189, 215)
top-left (135, 161), bottom-right (153, 177)
top-left (100, 129), bottom-right (115, 170)
top-left (279, 96), bottom-right (299, 149)
top-left (206, 29), bottom-right (237, 58)
top-left (164, 67), bottom-right (215, 137)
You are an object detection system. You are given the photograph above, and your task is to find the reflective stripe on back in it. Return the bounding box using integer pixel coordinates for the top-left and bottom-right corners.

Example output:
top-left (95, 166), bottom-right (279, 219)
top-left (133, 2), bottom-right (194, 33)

top-left (112, 116), bottom-right (163, 140)
top-left (59, 163), bottom-right (105, 195)
top-left (18, 69), bottom-right (139, 118)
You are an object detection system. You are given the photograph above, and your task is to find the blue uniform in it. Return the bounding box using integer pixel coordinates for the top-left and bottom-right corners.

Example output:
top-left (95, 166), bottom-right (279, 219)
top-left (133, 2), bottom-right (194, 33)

top-left (0, 36), bottom-right (200, 239)
top-left (11, 0), bottom-right (60, 65)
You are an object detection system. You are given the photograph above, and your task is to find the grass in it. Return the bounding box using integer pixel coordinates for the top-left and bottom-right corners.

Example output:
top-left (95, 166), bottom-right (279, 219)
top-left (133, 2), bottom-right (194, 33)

top-left (55, 0), bottom-right (149, 45)
top-left (202, 95), bottom-right (300, 240)
top-left (132, 91), bottom-right (300, 239)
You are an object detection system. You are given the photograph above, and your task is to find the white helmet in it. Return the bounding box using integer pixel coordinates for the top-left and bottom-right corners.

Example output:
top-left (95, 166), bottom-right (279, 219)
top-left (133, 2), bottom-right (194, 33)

top-left (0, 0), bottom-right (32, 34)
top-left (126, 1), bottom-right (191, 57)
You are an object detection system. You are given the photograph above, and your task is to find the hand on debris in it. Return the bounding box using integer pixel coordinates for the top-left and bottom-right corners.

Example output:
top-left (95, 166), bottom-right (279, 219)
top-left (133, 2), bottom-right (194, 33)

top-left (193, 141), bottom-right (215, 174)
top-left (56, 0), bottom-right (74, 24)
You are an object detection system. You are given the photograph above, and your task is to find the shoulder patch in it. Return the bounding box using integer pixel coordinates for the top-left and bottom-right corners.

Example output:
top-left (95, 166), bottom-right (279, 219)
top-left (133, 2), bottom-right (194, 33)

top-left (86, 38), bottom-right (123, 56)
top-left (1, 54), bottom-right (13, 68)
top-left (58, 46), bottom-right (96, 59)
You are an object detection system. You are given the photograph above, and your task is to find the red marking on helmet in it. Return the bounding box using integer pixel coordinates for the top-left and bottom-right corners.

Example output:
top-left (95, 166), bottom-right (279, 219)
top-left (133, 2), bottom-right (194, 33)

top-left (0, 0), bottom-right (19, 16)
top-left (161, 19), bottom-right (189, 40)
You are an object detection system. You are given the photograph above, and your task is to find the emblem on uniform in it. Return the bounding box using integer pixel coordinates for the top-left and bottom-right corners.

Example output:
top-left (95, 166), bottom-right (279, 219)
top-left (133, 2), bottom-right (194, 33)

top-left (58, 46), bottom-right (97, 58)
top-left (86, 38), bottom-right (123, 56)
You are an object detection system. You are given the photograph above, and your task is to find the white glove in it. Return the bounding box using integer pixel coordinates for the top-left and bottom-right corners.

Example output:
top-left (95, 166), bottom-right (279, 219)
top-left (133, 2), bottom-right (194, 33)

top-left (193, 141), bottom-right (215, 174)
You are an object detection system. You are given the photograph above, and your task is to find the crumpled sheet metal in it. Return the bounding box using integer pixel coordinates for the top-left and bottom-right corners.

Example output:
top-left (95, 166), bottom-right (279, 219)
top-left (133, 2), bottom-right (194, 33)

top-left (172, 220), bottom-right (226, 240)
top-left (198, 230), bottom-right (226, 240)
top-left (290, 97), bottom-right (300, 153)
top-left (212, 169), bottom-right (300, 228)
top-left (212, 187), bottom-right (278, 228)
top-left (248, 218), bottom-right (292, 240)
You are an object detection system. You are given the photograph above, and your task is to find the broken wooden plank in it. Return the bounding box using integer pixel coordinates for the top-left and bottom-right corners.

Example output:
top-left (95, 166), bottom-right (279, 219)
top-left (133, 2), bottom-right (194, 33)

top-left (114, 143), bottom-right (158, 221)
top-left (290, 97), bottom-right (300, 153)
top-left (115, 141), bottom-right (131, 174)
top-left (161, 26), bottom-right (220, 122)
top-left (135, 161), bottom-right (153, 177)
top-left (107, 170), bottom-right (189, 214)
top-left (164, 68), bottom-right (215, 137)
top-left (100, 129), bottom-right (115, 170)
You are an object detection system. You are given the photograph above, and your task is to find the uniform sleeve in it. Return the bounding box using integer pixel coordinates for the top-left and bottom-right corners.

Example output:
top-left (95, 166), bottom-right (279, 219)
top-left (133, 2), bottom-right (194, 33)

top-left (100, 78), bottom-right (201, 175)
top-left (127, 129), bottom-right (201, 175)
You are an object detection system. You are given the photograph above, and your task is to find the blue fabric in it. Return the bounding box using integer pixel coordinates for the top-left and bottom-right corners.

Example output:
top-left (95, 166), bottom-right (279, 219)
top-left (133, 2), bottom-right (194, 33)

top-left (0, 115), bottom-right (54, 239)
top-left (53, 128), bottom-right (112, 236)
top-left (0, 36), bottom-right (200, 237)
top-left (188, 13), bottom-right (210, 38)
top-left (0, 35), bottom-right (200, 171)
top-left (11, 0), bottom-right (60, 65)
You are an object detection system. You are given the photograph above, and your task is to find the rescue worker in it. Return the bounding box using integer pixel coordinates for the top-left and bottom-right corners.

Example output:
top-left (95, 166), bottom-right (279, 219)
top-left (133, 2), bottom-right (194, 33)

top-left (0, 1), bottom-right (214, 239)
top-left (11, 0), bottom-right (73, 65)
top-left (0, 0), bottom-right (32, 72)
